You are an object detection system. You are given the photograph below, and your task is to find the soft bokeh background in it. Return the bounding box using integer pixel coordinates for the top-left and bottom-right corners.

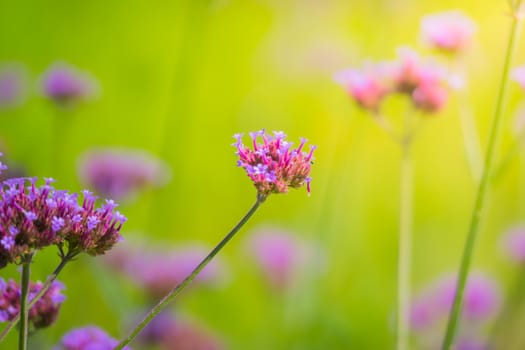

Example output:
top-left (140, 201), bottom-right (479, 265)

top-left (1, 0), bottom-right (525, 348)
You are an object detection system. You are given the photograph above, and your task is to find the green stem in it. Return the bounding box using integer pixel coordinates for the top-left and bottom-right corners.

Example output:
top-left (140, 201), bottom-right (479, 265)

top-left (18, 254), bottom-right (33, 350)
top-left (0, 253), bottom-right (72, 343)
top-left (397, 115), bottom-right (414, 350)
top-left (442, 4), bottom-right (522, 349)
top-left (457, 88), bottom-right (483, 183)
top-left (115, 195), bottom-right (266, 349)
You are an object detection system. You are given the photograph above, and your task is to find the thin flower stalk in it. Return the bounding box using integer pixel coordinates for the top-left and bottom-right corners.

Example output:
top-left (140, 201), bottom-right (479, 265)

top-left (442, 2), bottom-right (523, 348)
top-left (18, 254), bottom-right (32, 350)
top-left (114, 195), bottom-right (266, 349)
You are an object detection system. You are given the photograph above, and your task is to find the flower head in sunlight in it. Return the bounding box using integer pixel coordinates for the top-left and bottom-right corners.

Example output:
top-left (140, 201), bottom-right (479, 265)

top-left (105, 242), bottom-right (222, 299)
top-left (334, 63), bottom-right (392, 112)
top-left (40, 62), bottom-right (97, 106)
top-left (512, 64), bottom-right (525, 90)
top-left (78, 148), bottom-right (171, 201)
top-left (0, 178), bottom-right (126, 268)
top-left (56, 326), bottom-right (130, 350)
top-left (0, 278), bottom-right (65, 329)
top-left (234, 130), bottom-right (316, 197)
top-left (421, 11), bottom-right (477, 54)
top-left (248, 228), bottom-right (306, 290)
top-left (0, 64), bottom-right (26, 109)
top-left (502, 225), bottom-right (525, 262)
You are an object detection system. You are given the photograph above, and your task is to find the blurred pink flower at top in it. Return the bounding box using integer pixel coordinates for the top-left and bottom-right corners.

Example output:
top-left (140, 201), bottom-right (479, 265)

top-left (512, 64), bottom-right (525, 90)
top-left (249, 228), bottom-right (308, 289)
top-left (41, 62), bottom-right (98, 106)
top-left (421, 11), bottom-right (477, 54)
top-left (105, 242), bottom-right (222, 299)
top-left (502, 226), bottom-right (525, 263)
top-left (78, 148), bottom-right (171, 201)
top-left (334, 63), bottom-right (391, 112)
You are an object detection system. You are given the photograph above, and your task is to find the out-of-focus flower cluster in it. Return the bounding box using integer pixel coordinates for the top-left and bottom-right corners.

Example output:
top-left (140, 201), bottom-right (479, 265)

top-left (0, 65), bottom-right (26, 110)
top-left (234, 130), bottom-right (316, 197)
top-left (41, 62), bottom-right (97, 106)
top-left (78, 149), bottom-right (171, 201)
top-left (420, 11), bottom-right (477, 54)
top-left (0, 176), bottom-right (126, 268)
top-left (0, 278), bottom-right (65, 329)
top-left (335, 47), bottom-right (450, 114)
top-left (410, 273), bottom-right (501, 349)
top-left (105, 242), bottom-right (222, 299)
top-left (55, 326), bottom-right (131, 350)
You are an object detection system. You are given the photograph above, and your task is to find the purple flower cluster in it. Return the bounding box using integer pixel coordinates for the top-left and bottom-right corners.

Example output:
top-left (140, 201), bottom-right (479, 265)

top-left (410, 273), bottom-right (500, 349)
top-left (41, 62), bottom-right (97, 105)
top-left (234, 130), bottom-right (316, 197)
top-left (335, 47), bottom-right (449, 114)
top-left (55, 326), bottom-right (130, 350)
top-left (105, 243), bottom-right (221, 299)
top-left (78, 148), bottom-right (171, 201)
top-left (420, 11), bottom-right (477, 54)
top-left (0, 177), bottom-right (126, 268)
top-left (0, 278), bottom-right (65, 329)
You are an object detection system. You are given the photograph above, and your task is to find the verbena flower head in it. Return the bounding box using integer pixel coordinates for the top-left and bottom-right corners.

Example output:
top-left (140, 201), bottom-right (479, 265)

top-left (78, 148), bottom-right (171, 201)
top-left (334, 63), bottom-right (392, 112)
top-left (234, 130), bottom-right (316, 197)
top-left (0, 177), bottom-right (126, 268)
top-left (248, 228), bottom-right (306, 289)
top-left (0, 153), bottom-right (7, 176)
top-left (421, 11), bottom-right (477, 54)
top-left (105, 243), bottom-right (221, 299)
top-left (512, 64), bottom-right (525, 90)
top-left (41, 62), bottom-right (97, 106)
top-left (0, 278), bottom-right (65, 329)
top-left (502, 225), bottom-right (525, 262)
top-left (55, 326), bottom-right (131, 350)
top-left (0, 64), bottom-right (26, 110)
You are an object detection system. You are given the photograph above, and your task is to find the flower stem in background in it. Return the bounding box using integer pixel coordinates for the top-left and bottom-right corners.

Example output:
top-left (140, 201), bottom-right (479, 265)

top-left (442, 3), bottom-right (523, 348)
top-left (492, 128), bottom-right (525, 181)
top-left (115, 195), bottom-right (266, 349)
top-left (457, 88), bottom-right (483, 182)
top-left (397, 112), bottom-right (414, 350)
top-left (0, 251), bottom-right (74, 343)
top-left (18, 254), bottom-right (33, 350)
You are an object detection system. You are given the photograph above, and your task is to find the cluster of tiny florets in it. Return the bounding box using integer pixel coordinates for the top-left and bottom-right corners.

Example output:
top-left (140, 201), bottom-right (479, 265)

top-left (0, 278), bottom-right (65, 329)
top-left (234, 130), bottom-right (316, 197)
top-left (56, 326), bottom-right (131, 350)
top-left (0, 177), bottom-right (126, 268)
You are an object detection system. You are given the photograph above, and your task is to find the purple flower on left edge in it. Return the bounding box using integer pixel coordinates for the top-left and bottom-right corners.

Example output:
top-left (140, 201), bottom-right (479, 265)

top-left (55, 326), bottom-right (131, 350)
top-left (0, 64), bottom-right (27, 110)
top-left (0, 278), bottom-right (65, 329)
top-left (40, 62), bottom-right (98, 106)
top-left (0, 176), bottom-right (126, 268)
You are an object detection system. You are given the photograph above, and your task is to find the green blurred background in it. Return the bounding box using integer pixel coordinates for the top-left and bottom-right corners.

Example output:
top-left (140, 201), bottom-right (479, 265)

top-left (1, 0), bottom-right (525, 348)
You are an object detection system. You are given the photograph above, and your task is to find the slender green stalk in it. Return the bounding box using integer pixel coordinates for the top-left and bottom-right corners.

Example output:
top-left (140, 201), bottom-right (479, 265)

top-left (18, 254), bottom-right (33, 350)
top-left (442, 4), bottom-right (523, 349)
top-left (0, 252), bottom-right (73, 343)
top-left (115, 195), bottom-right (266, 350)
top-left (457, 88), bottom-right (483, 182)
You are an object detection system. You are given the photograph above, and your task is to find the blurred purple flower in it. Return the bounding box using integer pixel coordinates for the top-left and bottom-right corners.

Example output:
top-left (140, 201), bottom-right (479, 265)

top-left (105, 242), bottom-right (221, 299)
top-left (41, 62), bottom-right (97, 105)
top-left (0, 64), bottom-right (26, 109)
top-left (410, 272), bottom-right (501, 331)
top-left (0, 278), bottom-right (65, 329)
top-left (139, 311), bottom-right (223, 350)
top-left (456, 336), bottom-right (489, 350)
top-left (334, 63), bottom-right (392, 112)
top-left (248, 228), bottom-right (306, 289)
top-left (420, 11), bottom-right (477, 54)
top-left (0, 177), bottom-right (126, 268)
top-left (502, 225), bottom-right (525, 263)
top-left (512, 64), bottom-right (525, 90)
top-left (78, 148), bottom-right (171, 201)
top-left (234, 130), bottom-right (316, 196)
top-left (55, 326), bottom-right (130, 350)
